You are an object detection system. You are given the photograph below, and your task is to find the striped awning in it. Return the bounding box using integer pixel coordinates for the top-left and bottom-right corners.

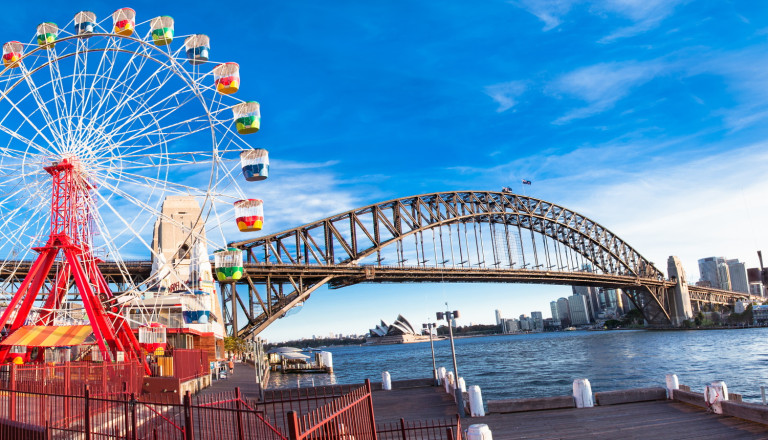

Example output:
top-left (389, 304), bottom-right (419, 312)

top-left (0, 325), bottom-right (93, 347)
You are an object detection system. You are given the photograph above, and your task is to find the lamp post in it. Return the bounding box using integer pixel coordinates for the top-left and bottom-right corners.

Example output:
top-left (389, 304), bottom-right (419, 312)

top-left (422, 322), bottom-right (438, 385)
top-left (436, 303), bottom-right (465, 417)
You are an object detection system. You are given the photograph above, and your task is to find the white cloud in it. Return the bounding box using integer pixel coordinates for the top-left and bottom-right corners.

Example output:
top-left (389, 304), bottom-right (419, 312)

top-left (514, 0), bottom-right (686, 40)
top-left (515, 0), bottom-right (577, 31)
top-left (549, 61), bottom-right (664, 123)
top-left (484, 81), bottom-right (527, 112)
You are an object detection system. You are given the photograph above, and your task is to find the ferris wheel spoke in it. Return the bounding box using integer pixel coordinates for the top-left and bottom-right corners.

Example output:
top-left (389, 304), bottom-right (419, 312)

top-left (46, 48), bottom-right (75, 144)
top-left (18, 64), bottom-right (65, 146)
top-left (79, 40), bottom-right (163, 144)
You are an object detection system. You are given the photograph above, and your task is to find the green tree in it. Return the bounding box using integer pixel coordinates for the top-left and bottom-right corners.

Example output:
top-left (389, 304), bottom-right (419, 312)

top-left (224, 336), bottom-right (248, 356)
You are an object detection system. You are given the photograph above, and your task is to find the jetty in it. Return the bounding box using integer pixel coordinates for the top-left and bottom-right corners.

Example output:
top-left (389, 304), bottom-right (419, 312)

top-left (201, 364), bottom-right (768, 439)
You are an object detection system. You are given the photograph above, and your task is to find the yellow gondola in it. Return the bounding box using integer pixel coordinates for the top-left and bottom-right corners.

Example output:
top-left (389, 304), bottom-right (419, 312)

top-left (2, 42), bottom-right (22, 68)
top-left (213, 63), bottom-right (240, 95)
top-left (112, 8), bottom-right (136, 36)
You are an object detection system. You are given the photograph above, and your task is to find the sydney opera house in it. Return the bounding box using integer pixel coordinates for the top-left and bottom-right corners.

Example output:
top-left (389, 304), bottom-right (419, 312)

top-left (366, 314), bottom-right (432, 344)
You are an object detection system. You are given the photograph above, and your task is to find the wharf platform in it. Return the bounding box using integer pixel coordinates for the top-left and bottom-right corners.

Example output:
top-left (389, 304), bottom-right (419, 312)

top-left (198, 366), bottom-right (768, 439)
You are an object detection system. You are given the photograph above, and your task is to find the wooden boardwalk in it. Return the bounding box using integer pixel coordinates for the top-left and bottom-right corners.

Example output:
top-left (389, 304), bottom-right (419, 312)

top-left (481, 400), bottom-right (768, 440)
top-left (197, 368), bottom-right (768, 439)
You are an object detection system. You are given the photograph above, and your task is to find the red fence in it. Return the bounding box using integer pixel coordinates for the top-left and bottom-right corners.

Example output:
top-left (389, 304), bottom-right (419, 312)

top-left (171, 349), bottom-right (209, 382)
top-left (286, 380), bottom-right (377, 440)
top-left (0, 378), bottom-right (461, 440)
top-left (376, 416), bottom-right (461, 440)
top-left (0, 361), bottom-right (143, 395)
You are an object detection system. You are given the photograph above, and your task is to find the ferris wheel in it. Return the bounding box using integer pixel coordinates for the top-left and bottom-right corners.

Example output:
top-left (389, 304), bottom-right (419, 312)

top-left (0, 8), bottom-right (267, 367)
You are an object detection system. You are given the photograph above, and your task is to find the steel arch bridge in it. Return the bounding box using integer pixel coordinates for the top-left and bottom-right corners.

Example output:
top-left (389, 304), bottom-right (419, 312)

top-left (221, 190), bottom-right (748, 338)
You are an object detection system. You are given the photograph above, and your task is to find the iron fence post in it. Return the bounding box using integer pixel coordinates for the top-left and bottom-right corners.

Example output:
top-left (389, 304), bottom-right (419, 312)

top-left (84, 386), bottom-right (91, 440)
top-left (287, 411), bottom-right (300, 440)
top-left (183, 390), bottom-right (194, 440)
top-left (399, 418), bottom-right (407, 440)
top-left (9, 363), bottom-right (15, 421)
top-left (365, 379), bottom-right (378, 440)
top-left (235, 387), bottom-right (245, 440)
top-left (131, 392), bottom-right (138, 440)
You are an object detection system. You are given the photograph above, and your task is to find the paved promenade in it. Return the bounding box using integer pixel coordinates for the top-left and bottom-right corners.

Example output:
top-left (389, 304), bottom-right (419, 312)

top-left (196, 366), bottom-right (768, 439)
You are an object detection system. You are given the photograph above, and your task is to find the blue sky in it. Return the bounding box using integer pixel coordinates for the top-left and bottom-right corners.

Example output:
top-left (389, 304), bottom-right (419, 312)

top-left (3, 1), bottom-right (768, 342)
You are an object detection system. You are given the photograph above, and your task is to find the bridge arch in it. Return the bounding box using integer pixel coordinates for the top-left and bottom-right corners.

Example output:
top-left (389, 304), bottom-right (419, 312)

top-left (226, 191), bottom-right (669, 337)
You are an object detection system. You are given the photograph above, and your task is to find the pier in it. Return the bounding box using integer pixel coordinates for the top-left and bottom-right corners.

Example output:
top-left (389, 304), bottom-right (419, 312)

top-left (200, 364), bottom-right (768, 439)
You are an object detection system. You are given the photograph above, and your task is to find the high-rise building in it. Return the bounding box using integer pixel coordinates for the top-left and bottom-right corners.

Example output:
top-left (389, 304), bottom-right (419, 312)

top-left (495, 309), bottom-right (502, 325)
top-left (505, 319), bottom-right (519, 333)
top-left (557, 297), bottom-right (571, 326)
top-left (550, 301), bottom-right (560, 325)
top-left (531, 311), bottom-right (543, 331)
top-left (727, 260), bottom-right (749, 293)
top-left (750, 282), bottom-right (765, 297)
top-left (519, 315), bottom-right (531, 331)
top-left (698, 257), bottom-right (731, 290)
top-left (568, 294), bottom-right (590, 325)
top-left (572, 286), bottom-right (598, 321)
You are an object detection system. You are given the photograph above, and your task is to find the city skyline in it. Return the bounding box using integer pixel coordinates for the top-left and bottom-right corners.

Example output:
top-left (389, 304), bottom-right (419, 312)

top-left (1, 2), bottom-right (767, 343)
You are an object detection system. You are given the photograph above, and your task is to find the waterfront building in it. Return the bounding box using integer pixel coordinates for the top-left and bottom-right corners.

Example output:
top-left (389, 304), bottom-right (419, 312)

top-left (734, 300), bottom-right (749, 314)
top-left (519, 315), bottom-right (531, 331)
top-left (504, 319), bottom-right (520, 333)
top-left (568, 294), bottom-right (590, 325)
top-left (549, 301), bottom-right (561, 326)
top-left (531, 311), bottom-right (543, 331)
top-left (558, 301), bottom-right (570, 325)
top-left (366, 314), bottom-right (429, 344)
top-left (750, 282), bottom-right (765, 297)
top-left (495, 309), bottom-right (502, 325)
top-left (727, 259), bottom-right (749, 293)
top-left (754, 305), bottom-right (768, 325)
top-left (572, 286), bottom-right (598, 322)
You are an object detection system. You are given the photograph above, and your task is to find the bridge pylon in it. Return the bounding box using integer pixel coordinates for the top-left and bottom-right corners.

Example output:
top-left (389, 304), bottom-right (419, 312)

top-left (667, 256), bottom-right (693, 326)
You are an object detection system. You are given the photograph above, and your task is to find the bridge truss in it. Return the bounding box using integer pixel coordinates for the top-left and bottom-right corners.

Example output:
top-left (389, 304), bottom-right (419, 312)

top-left (225, 191), bottom-right (684, 337)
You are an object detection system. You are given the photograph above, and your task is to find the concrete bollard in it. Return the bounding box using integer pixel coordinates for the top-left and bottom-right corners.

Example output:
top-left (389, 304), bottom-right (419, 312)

top-left (437, 366), bottom-right (446, 385)
top-left (458, 377), bottom-right (467, 393)
top-left (466, 424), bottom-right (493, 440)
top-left (382, 371), bottom-right (392, 391)
top-left (445, 371), bottom-right (455, 394)
top-left (468, 385), bottom-right (485, 417)
top-left (705, 381), bottom-right (728, 414)
top-left (665, 374), bottom-right (679, 399)
top-left (573, 378), bottom-right (594, 408)
top-left (319, 351), bottom-right (333, 372)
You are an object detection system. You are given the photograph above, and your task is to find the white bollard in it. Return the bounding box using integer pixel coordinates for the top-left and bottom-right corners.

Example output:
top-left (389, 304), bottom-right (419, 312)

top-left (445, 371), bottom-right (455, 394)
top-left (573, 378), bottom-right (594, 408)
top-left (320, 351), bottom-right (333, 371)
top-left (705, 381), bottom-right (729, 414)
top-left (382, 371), bottom-right (392, 391)
top-left (458, 377), bottom-right (467, 393)
top-left (665, 374), bottom-right (679, 399)
top-left (466, 424), bottom-right (493, 440)
top-left (468, 385), bottom-right (485, 417)
top-left (437, 366), bottom-right (446, 385)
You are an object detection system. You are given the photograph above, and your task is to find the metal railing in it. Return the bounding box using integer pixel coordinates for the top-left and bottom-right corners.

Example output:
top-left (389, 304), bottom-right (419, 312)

top-left (171, 349), bottom-right (209, 382)
top-left (286, 380), bottom-right (377, 440)
top-left (376, 416), bottom-right (461, 440)
top-left (0, 362), bottom-right (143, 396)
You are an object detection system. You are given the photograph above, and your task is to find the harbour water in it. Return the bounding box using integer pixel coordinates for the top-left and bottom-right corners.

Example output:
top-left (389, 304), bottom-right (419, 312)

top-left (268, 328), bottom-right (768, 403)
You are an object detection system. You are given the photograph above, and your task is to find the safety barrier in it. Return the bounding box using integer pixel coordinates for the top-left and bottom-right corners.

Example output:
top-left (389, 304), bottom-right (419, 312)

top-left (376, 416), bottom-right (461, 440)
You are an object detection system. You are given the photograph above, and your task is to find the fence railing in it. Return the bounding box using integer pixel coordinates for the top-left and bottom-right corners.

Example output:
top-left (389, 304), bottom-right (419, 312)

top-left (376, 416), bottom-right (461, 440)
top-left (0, 361), bottom-right (144, 395)
top-left (286, 379), bottom-right (377, 440)
top-left (171, 348), bottom-right (209, 382)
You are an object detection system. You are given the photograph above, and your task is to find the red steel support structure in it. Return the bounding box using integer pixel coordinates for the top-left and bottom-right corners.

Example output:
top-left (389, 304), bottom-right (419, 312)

top-left (0, 158), bottom-right (150, 374)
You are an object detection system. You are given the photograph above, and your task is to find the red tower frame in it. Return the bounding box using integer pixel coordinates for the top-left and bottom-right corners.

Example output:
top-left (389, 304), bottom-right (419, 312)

top-left (0, 158), bottom-right (150, 374)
